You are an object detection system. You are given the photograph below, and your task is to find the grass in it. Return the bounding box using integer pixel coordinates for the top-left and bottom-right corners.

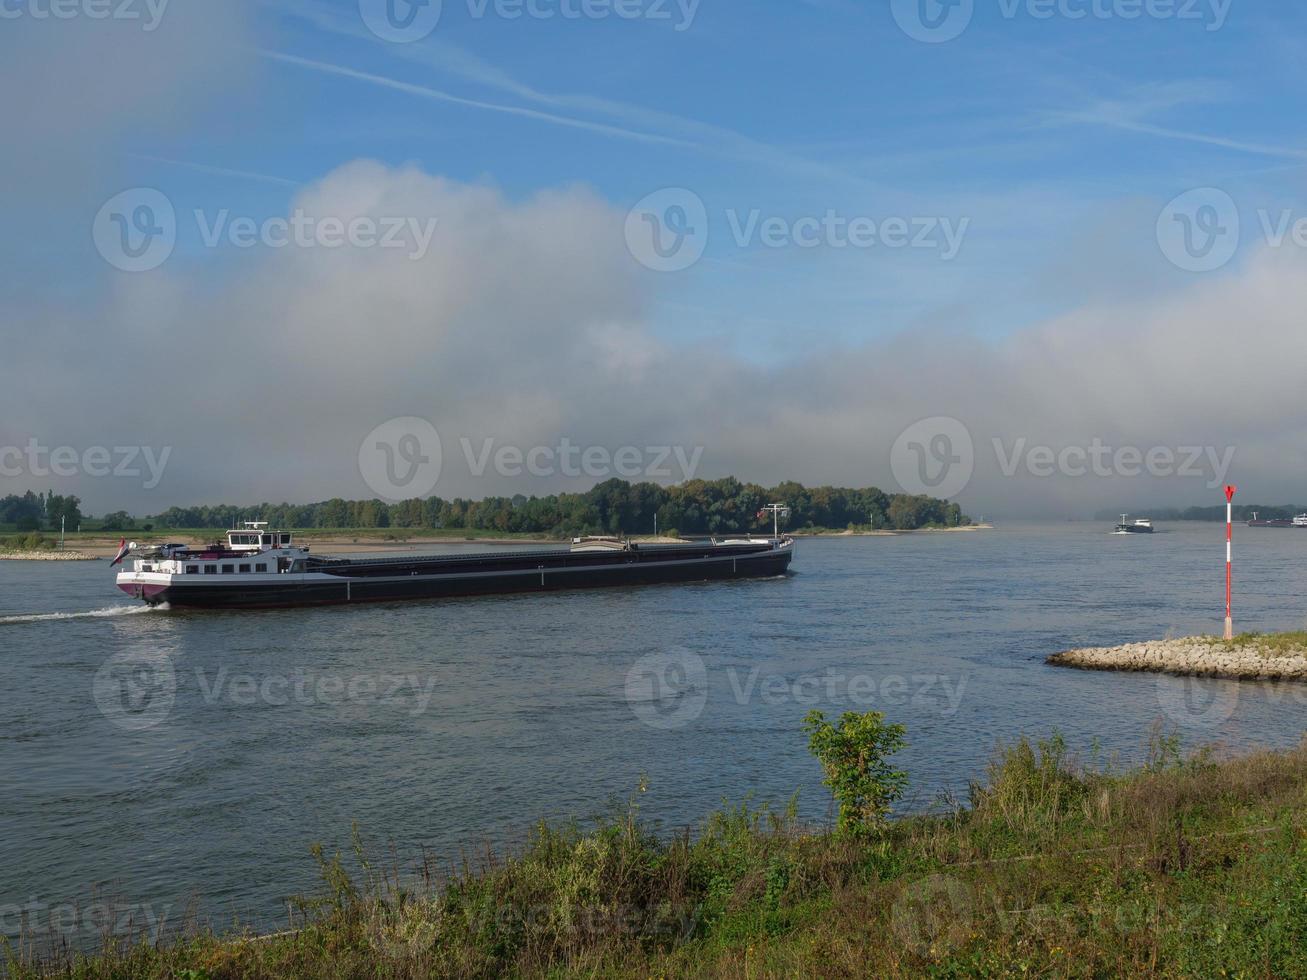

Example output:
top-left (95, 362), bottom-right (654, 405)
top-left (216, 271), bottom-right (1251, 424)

top-left (7, 727), bottom-right (1307, 978)
top-left (0, 532), bottom-right (58, 552)
top-left (1198, 632), bottom-right (1307, 657)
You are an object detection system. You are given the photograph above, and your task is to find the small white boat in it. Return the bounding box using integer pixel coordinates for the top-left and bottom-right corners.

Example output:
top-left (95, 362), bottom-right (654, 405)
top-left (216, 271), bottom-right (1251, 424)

top-left (1113, 515), bottom-right (1154, 535)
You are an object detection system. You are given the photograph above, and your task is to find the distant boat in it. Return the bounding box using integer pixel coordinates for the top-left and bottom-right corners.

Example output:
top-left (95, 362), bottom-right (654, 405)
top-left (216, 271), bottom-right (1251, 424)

top-left (1247, 511), bottom-right (1307, 528)
top-left (1113, 515), bottom-right (1154, 535)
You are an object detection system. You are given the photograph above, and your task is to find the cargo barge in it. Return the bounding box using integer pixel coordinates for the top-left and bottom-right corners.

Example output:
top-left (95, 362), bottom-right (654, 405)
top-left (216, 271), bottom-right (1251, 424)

top-left (113, 523), bottom-right (795, 609)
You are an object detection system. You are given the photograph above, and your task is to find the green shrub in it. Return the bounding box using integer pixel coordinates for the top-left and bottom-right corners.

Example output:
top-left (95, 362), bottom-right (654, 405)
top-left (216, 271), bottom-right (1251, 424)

top-left (969, 732), bottom-right (1090, 834)
top-left (803, 710), bottom-right (908, 838)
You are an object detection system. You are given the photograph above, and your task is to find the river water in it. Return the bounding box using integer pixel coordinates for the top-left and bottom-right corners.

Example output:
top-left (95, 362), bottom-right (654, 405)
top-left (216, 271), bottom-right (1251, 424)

top-left (3, 524), bottom-right (1306, 943)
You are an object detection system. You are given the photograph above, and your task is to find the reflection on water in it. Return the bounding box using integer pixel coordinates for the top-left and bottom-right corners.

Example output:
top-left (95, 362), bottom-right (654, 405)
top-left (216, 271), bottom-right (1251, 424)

top-left (2, 525), bottom-right (1306, 938)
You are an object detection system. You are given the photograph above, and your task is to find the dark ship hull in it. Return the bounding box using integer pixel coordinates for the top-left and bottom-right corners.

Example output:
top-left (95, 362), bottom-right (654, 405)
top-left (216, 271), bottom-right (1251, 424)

top-left (117, 538), bottom-right (795, 609)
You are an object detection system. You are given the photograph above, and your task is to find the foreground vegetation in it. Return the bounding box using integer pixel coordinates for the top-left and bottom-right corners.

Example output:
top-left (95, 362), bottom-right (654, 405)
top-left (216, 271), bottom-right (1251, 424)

top-left (7, 716), bottom-right (1306, 978)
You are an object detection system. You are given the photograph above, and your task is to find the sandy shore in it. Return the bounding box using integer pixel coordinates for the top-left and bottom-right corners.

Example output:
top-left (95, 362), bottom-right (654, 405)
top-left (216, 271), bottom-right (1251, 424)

top-left (793, 524), bottom-right (994, 538)
top-left (1048, 637), bottom-right (1307, 681)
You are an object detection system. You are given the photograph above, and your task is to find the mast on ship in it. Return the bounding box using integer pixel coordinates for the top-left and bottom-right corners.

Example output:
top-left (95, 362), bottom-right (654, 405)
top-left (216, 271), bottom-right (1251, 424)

top-left (758, 503), bottom-right (791, 540)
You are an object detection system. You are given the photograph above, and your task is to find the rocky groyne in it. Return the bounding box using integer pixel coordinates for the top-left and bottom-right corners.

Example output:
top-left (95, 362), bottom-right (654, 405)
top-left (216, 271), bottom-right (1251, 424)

top-left (0, 550), bottom-right (97, 561)
top-left (1048, 636), bottom-right (1307, 681)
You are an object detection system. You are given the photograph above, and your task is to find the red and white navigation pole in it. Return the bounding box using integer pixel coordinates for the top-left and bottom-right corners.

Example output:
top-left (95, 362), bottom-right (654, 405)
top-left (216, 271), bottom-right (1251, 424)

top-left (1224, 485), bottom-right (1237, 641)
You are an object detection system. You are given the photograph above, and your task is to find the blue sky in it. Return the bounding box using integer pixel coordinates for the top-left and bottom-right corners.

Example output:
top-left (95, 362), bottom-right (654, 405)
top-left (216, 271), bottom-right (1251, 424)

top-left (6, 0), bottom-right (1307, 515)
top-left (107, 0), bottom-right (1305, 352)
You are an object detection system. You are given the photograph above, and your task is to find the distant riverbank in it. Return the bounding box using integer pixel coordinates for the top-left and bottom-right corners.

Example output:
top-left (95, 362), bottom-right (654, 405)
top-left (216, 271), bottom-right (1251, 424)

top-left (0, 550), bottom-right (96, 561)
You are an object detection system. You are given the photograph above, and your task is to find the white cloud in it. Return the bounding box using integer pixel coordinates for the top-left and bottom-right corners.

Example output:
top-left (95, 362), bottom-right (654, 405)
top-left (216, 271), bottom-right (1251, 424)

top-left (7, 161), bottom-right (1307, 517)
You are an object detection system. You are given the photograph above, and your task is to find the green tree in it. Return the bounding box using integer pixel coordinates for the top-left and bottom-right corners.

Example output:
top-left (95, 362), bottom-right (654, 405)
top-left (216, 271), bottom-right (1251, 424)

top-left (803, 710), bottom-right (908, 837)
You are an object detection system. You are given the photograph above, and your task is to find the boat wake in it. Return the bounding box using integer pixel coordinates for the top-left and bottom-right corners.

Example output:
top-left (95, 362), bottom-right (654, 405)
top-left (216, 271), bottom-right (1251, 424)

top-left (0, 604), bottom-right (165, 626)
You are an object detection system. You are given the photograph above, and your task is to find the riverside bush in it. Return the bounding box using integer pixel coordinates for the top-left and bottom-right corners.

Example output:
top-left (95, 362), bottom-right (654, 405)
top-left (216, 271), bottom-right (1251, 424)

top-left (803, 709), bottom-right (908, 837)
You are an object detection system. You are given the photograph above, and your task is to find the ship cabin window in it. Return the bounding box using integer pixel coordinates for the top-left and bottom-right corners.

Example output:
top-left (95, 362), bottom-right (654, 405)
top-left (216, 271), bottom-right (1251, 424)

top-left (290, 559), bottom-right (306, 573)
top-left (141, 565), bottom-right (153, 573)
top-left (261, 534), bottom-right (273, 546)
top-left (205, 565), bottom-right (217, 575)
top-left (255, 562), bottom-right (267, 573)
top-left (279, 534), bottom-right (292, 545)
top-left (222, 564), bottom-right (235, 574)
top-left (239, 563), bottom-right (251, 573)
top-left (187, 565), bottom-right (199, 575)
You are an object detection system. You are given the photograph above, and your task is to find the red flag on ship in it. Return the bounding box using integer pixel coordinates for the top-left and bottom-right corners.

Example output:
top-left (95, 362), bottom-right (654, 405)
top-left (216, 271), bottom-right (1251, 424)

top-left (110, 539), bottom-right (129, 567)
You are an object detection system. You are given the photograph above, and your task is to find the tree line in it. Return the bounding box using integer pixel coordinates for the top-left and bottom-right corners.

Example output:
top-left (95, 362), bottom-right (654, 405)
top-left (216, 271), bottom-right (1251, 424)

top-left (1, 478), bottom-right (969, 536)
top-left (0, 491), bottom-right (82, 531)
